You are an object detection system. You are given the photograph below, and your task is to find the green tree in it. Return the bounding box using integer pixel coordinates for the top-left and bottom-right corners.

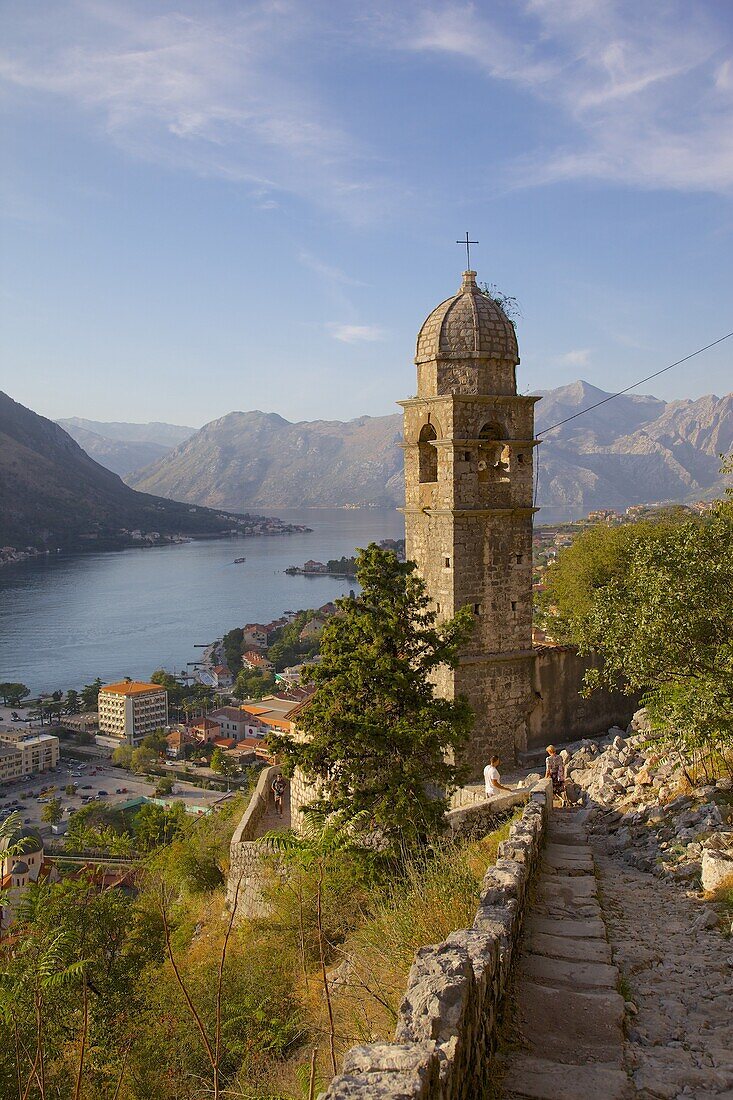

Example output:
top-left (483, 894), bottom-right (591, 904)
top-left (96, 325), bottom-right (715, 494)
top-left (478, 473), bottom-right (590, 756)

top-left (270, 544), bottom-right (475, 846)
top-left (544, 486), bottom-right (733, 782)
top-left (131, 746), bottom-right (158, 775)
top-left (112, 743), bottom-right (134, 769)
top-left (233, 667), bottom-right (276, 699)
top-left (134, 802), bottom-right (187, 851)
top-left (155, 775), bottom-right (174, 797)
top-left (64, 689), bottom-right (80, 714)
top-left (537, 515), bottom-right (688, 643)
top-left (80, 678), bottom-right (103, 711)
top-left (0, 682), bottom-right (31, 706)
top-left (222, 628), bottom-right (244, 675)
top-left (141, 729), bottom-right (168, 754)
top-left (41, 798), bottom-right (63, 825)
top-left (210, 747), bottom-right (236, 776)
top-left (64, 784), bottom-right (76, 797)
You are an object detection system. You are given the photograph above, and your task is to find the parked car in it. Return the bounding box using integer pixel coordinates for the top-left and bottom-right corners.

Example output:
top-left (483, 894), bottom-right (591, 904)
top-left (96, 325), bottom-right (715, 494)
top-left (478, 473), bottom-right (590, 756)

top-left (81, 785), bottom-right (91, 790)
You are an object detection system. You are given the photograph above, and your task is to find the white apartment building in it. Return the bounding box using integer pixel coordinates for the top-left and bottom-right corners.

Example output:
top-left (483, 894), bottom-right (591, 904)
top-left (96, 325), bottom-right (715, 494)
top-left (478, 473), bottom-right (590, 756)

top-left (97, 682), bottom-right (169, 746)
top-left (0, 730), bottom-right (60, 782)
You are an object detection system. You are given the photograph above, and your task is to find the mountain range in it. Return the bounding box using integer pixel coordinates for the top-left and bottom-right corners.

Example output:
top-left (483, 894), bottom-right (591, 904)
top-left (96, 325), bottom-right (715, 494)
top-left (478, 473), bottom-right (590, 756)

top-left (0, 393), bottom-right (256, 550)
top-left (121, 382), bottom-right (732, 518)
top-left (56, 418), bottom-right (196, 477)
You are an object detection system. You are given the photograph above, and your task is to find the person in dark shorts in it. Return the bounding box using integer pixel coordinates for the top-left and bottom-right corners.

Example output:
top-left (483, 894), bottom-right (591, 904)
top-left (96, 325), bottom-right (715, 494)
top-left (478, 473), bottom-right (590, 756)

top-left (545, 745), bottom-right (566, 804)
top-left (271, 774), bottom-right (287, 816)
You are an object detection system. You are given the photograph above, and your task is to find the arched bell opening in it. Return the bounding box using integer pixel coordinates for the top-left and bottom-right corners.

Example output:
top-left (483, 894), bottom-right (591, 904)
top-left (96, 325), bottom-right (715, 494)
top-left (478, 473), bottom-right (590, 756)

top-left (477, 422), bottom-right (510, 484)
top-left (418, 423), bottom-right (438, 484)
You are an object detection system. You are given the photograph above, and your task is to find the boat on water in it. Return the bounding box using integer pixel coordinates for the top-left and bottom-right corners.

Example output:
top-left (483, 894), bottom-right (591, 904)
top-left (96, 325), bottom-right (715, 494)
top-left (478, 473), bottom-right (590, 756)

top-left (233, 557), bottom-right (247, 564)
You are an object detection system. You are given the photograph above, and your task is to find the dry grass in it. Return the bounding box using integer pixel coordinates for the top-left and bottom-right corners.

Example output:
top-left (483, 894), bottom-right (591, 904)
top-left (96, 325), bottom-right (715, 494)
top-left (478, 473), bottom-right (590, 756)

top-left (253, 811), bottom-right (521, 1098)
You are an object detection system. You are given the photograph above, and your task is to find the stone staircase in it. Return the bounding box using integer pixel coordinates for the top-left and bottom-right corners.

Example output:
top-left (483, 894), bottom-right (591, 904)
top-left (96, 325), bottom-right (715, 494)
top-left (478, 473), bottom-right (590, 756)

top-left (498, 810), bottom-right (632, 1100)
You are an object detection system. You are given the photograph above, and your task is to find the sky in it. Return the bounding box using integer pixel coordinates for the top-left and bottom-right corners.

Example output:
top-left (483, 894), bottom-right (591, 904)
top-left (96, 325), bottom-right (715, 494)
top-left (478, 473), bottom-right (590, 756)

top-left (2, 0), bottom-right (733, 428)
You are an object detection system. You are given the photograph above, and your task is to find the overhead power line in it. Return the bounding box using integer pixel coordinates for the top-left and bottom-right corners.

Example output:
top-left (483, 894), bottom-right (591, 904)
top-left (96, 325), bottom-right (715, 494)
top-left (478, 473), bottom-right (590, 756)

top-left (538, 331), bottom-right (733, 439)
top-left (532, 329), bottom-right (733, 510)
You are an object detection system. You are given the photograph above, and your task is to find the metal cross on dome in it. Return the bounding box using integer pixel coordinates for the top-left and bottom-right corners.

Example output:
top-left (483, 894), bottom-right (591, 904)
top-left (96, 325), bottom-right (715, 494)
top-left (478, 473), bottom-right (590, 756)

top-left (456, 231), bottom-right (478, 270)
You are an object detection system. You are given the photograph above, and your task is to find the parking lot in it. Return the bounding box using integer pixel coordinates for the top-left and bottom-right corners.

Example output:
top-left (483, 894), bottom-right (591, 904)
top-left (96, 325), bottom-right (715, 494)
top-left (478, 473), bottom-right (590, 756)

top-left (0, 757), bottom-right (230, 833)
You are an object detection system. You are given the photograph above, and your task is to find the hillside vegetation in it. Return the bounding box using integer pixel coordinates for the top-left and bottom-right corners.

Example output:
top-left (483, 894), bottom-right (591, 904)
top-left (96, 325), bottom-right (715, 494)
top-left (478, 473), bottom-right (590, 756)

top-left (0, 392), bottom-right (256, 550)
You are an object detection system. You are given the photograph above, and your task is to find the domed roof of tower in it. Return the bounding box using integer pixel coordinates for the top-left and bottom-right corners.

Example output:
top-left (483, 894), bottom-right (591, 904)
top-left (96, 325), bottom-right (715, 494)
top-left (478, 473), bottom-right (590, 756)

top-left (415, 271), bottom-right (518, 365)
top-left (0, 826), bottom-right (43, 856)
top-left (11, 860), bottom-right (29, 875)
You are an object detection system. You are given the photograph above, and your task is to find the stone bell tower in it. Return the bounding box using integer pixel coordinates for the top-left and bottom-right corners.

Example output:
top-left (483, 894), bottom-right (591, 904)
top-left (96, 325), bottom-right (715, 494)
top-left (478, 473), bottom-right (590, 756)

top-left (399, 270), bottom-right (539, 776)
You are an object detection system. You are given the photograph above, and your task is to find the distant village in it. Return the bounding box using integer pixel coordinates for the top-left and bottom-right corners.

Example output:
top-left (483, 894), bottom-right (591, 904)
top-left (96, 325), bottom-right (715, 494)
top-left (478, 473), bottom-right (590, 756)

top-left (0, 512), bottom-right (312, 567)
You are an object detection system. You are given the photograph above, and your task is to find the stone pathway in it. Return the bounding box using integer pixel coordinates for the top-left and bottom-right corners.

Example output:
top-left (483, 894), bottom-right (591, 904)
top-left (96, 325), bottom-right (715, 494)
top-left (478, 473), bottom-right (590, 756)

top-left (593, 843), bottom-right (733, 1099)
top-left (253, 779), bottom-right (291, 837)
top-left (497, 809), bottom-right (733, 1100)
top-left (498, 810), bottom-right (631, 1099)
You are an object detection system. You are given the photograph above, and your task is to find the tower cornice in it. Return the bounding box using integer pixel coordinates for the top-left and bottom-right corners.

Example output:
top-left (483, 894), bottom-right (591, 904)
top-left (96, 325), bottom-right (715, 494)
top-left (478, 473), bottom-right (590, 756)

top-left (397, 394), bottom-right (541, 408)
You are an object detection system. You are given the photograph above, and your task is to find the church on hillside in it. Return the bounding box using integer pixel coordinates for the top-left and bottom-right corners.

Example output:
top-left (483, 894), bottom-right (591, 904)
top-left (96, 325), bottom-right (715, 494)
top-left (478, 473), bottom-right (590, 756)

top-left (400, 266), bottom-right (632, 779)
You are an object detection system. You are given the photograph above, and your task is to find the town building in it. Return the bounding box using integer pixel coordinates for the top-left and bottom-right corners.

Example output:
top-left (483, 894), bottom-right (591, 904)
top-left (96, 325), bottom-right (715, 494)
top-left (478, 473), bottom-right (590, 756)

top-left (211, 665), bottom-right (233, 688)
top-left (242, 650), bottom-right (274, 673)
top-left (189, 717), bottom-right (222, 744)
top-left (299, 616), bottom-right (326, 641)
top-left (239, 691), bottom-right (313, 738)
top-left (209, 707), bottom-right (250, 741)
top-left (400, 269), bottom-right (538, 773)
top-left (242, 624), bottom-right (268, 649)
top-left (97, 681), bottom-right (168, 746)
top-left (0, 729), bottom-right (60, 781)
top-left (165, 728), bottom-right (196, 758)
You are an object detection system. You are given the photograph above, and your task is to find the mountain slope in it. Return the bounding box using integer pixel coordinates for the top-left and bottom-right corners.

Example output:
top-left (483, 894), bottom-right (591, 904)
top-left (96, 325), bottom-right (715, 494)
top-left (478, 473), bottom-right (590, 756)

top-left (130, 410), bottom-right (404, 510)
top-left (57, 418), bottom-right (195, 447)
top-left (0, 392), bottom-right (255, 549)
top-left (126, 383), bottom-right (732, 517)
top-left (54, 423), bottom-right (171, 477)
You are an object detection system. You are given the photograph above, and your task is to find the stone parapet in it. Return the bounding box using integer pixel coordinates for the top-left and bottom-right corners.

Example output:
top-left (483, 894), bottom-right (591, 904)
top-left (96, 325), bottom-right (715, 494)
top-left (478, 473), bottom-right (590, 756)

top-left (226, 764), bottom-right (280, 919)
top-left (318, 777), bottom-right (553, 1099)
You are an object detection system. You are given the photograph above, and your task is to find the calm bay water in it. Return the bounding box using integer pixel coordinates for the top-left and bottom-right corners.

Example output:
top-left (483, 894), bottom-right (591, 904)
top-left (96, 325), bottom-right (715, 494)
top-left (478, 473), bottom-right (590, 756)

top-left (0, 508), bottom-right (404, 694)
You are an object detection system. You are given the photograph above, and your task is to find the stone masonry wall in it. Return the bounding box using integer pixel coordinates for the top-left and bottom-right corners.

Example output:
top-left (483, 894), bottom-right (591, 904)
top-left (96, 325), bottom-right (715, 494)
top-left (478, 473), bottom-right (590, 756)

top-left (226, 764), bottom-right (280, 920)
top-left (318, 778), bottom-right (553, 1100)
top-left (526, 646), bottom-right (638, 754)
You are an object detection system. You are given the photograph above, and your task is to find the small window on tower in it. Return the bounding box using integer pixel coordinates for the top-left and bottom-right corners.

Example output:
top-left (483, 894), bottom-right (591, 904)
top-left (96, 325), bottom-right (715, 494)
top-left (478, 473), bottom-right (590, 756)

top-left (436, 602), bottom-right (441, 613)
top-left (517, 453), bottom-right (525, 464)
top-left (444, 556), bottom-right (450, 568)
top-left (511, 601), bottom-right (517, 612)
top-left (473, 603), bottom-right (481, 615)
top-left (463, 450), bottom-right (471, 462)
top-left (516, 554), bottom-right (523, 565)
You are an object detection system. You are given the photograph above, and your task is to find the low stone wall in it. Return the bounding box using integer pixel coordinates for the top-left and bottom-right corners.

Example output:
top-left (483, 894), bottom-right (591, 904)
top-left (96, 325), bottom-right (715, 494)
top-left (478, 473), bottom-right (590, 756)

top-left (319, 777), bottom-right (553, 1099)
top-left (226, 764), bottom-right (280, 919)
top-left (445, 789), bottom-right (531, 839)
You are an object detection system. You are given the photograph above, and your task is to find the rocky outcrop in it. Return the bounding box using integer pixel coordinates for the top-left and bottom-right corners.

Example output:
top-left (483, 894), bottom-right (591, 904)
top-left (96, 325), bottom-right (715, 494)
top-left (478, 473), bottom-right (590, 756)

top-left (558, 712), bottom-right (733, 900)
top-left (318, 780), bottom-right (553, 1099)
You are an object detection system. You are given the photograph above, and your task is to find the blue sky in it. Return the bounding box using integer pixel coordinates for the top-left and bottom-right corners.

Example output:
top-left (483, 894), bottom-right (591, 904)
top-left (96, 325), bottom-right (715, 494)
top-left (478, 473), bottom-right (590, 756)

top-left (2, 0), bottom-right (732, 427)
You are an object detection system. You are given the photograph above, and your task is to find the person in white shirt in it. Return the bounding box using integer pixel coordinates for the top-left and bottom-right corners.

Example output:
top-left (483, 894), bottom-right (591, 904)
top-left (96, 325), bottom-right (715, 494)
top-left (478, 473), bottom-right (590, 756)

top-left (484, 755), bottom-right (512, 798)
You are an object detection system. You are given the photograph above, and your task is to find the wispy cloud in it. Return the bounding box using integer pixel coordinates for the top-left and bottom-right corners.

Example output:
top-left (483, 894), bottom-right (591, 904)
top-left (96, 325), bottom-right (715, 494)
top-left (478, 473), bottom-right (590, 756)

top-left (0, 1), bottom-right (383, 220)
top-left (398, 0), bottom-right (733, 194)
top-left (552, 348), bottom-right (592, 367)
top-left (326, 322), bottom-right (386, 343)
top-left (298, 251), bottom-right (365, 287)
